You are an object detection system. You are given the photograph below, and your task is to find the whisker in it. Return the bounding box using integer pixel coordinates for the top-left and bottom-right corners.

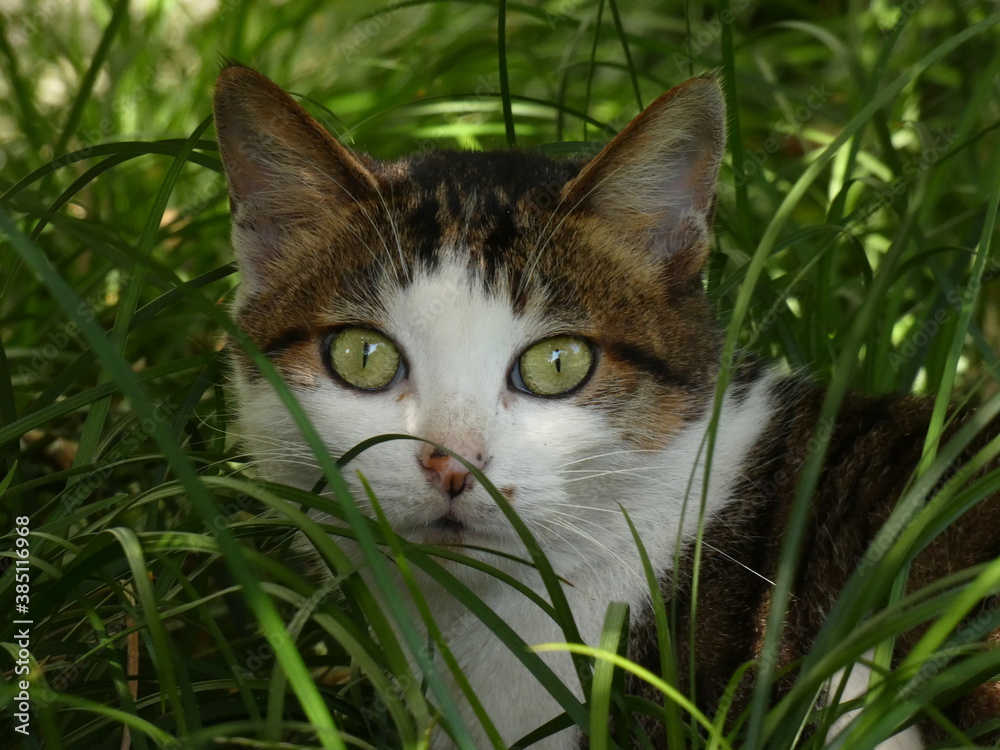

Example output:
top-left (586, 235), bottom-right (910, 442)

top-left (555, 448), bottom-right (661, 468)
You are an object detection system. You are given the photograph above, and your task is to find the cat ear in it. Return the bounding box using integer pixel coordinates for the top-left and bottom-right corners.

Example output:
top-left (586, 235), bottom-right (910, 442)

top-left (213, 64), bottom-right (379, 292)
top-left (562, 77), bottom-right (725, 280)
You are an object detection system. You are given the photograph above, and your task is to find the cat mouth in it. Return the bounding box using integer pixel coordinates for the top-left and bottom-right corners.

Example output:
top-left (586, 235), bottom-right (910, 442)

top-left (433, 515), bottom-right (466, 531)
top-left (415, 512), bottom-right (472, 542)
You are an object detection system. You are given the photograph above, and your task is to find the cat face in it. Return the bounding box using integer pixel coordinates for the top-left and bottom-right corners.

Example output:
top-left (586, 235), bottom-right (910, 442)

top-left (214, 65), bottom-right (725, 559)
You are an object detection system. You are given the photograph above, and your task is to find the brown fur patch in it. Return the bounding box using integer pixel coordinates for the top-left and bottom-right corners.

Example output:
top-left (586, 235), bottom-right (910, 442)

top-left (625, 381), bottom-right (1000, 745)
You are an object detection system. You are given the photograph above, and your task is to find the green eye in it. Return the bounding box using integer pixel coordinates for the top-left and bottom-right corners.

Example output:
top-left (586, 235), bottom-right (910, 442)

top-left (516, 335), bottom-right (593, 396)
top-left (328, 327), bottom-right (402, 390)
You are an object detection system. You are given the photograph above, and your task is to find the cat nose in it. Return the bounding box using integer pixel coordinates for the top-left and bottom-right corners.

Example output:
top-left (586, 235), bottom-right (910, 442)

top-left (419, 443), bottom-right (487, 498)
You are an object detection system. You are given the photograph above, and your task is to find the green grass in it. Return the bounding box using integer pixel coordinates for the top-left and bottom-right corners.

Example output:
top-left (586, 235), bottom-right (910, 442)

top-left (2, 0), bottom-right (1000, 748)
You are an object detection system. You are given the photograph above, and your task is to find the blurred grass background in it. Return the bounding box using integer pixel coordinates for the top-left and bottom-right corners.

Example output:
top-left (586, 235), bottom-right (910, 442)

top-left (1, 0), bottom-right (999, 748)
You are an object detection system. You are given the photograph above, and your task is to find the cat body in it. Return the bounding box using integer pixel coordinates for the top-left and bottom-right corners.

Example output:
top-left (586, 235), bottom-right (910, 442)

top-left (213, 65), bottom-right (1000, 748)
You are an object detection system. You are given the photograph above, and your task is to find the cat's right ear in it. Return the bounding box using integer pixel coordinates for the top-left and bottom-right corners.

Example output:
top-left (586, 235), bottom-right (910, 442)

top-left (213, 64), bottom-right (379, 293)
top-left (561, 77), bottom-right (725, 283)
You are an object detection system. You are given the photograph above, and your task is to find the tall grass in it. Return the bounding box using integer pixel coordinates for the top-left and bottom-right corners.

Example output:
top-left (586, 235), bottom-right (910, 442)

top-left (2, 1), bottom-right (999, 748)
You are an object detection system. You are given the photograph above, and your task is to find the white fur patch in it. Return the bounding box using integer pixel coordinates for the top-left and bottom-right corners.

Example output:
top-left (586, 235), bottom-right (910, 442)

top-left (234, 262), bottom-right (780, 747)
top-left (822, 651), bottom-right (925, 750)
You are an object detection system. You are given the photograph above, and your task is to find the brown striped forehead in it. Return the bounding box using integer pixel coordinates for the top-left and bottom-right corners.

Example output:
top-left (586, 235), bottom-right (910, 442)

top-left (233, 148), bottom-right (720, 403)
top-left (234, 150), bottom-right (589, 330)
top-left (377, 150), bottom-right (585, 285)
top-left (234, 154), bottom-right (665, 320)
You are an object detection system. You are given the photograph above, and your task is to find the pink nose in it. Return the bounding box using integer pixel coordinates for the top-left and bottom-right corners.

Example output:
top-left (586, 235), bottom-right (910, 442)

top-left (419, 444), bottom-right (487, 498)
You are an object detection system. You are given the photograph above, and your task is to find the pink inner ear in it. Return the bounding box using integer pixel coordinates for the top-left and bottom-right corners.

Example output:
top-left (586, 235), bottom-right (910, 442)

top-left (218, 124), bottom-right (302, 288)
top-left (664, 146), bottom-right (718, 211)
top-left (561, 78), bottom-right (724, 266)
top-left (223, 137), bottom-right (274, 205)
top-left (215, 65), bottom-right (380, 212)
top-left (215, 67), bottom-right (386, 293)
top-left (583, 136), bottom-right (719, 261)
top-left (229, 206), bottom-right (287, 292)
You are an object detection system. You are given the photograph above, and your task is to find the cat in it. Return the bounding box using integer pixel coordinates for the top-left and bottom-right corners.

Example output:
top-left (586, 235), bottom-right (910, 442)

top-left (212, 63), bottom-right (1000, 749)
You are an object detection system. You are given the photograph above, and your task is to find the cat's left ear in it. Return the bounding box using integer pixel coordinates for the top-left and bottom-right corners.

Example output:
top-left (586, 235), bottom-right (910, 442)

top-left (213, 64), bottom-right (380, 294)
top-left (562, 77), bottom-right (725, 280)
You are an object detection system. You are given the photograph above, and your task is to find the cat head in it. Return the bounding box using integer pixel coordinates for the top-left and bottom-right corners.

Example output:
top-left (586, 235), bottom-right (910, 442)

top-left (214, 64), bottom-right (725, 560)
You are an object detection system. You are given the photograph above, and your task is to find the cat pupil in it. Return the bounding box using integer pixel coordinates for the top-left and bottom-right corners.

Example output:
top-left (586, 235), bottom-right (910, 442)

top-left (362, 341), bottom-right (371, 368)
top-left (554, 351), bottom-right (562, 373)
